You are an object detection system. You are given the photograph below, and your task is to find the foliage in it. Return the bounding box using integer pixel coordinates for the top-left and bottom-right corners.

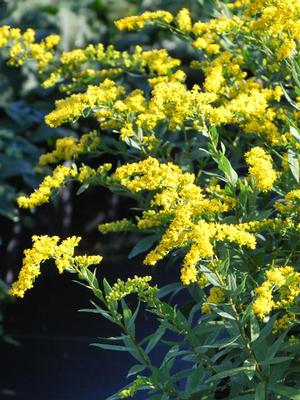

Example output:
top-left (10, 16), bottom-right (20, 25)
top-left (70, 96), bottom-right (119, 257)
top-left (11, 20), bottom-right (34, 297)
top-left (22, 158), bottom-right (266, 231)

top-left (4, 0), bottom-right (300, 398)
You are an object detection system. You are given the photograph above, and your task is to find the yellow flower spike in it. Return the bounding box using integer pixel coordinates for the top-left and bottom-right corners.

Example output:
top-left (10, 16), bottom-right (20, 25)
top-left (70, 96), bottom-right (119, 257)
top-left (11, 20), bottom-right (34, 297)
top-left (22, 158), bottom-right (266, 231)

top-left (39, 132), bottom-right (100, 165)
top-left (39, 137), bottom-right (79, 165)
top-left (253, 266), bottom-right (300, 320)
top-left (115, 10), bottom-right (173, 31)
top-left (201, 287), bottom-right (224, 314)
top-left (0, 25), bottom-right (11, 46)
top-left (9, 235), bottom-right (101, 298)
top-left (54, 236), bottom-right (82, 273)
top-left (99, 218), bottom-right (136, 234)
top-left (17, 165), bottom-right (76, 209)
top-left (106, 276), bottom-right (157, 303)
top-left (77, 165), bottom-right (96, 183)
top-left (45, 79), bottom-right (125, 128)
top-left (22, 28), bottom-right (35, 43)
top-left (176, 8), bottom-right (192, 32)
top-left (9, 235), bottom-right (59, 298)
top-left (245, 146), bottom-right (277, 192)
top-left (274, 189), bottom-right (300, 215)
top-left (273, 313), bottom-right (296, 333)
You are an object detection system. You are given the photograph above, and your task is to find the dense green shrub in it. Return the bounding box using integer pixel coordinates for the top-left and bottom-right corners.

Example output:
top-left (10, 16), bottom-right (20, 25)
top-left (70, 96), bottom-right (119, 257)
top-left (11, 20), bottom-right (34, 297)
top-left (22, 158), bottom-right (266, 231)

top-left (4, 0), bottom-right (300, 398)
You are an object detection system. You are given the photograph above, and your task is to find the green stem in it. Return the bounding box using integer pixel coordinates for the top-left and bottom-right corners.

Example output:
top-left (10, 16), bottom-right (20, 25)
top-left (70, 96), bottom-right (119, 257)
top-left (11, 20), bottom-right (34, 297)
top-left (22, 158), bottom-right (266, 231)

top-left (230, 302), bottom-right (269, 399)
top-left (151, 299), bottom-right (217, 374)
top-left (77, 268), bottom-right (181, 399)
top-left (214, 270), bottom-right (269, 398)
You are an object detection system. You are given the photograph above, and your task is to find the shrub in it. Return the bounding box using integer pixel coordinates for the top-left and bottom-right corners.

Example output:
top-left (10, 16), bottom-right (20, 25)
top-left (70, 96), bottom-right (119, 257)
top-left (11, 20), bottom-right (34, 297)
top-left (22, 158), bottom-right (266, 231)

top-left (3, 1), bottom-right (300, 398)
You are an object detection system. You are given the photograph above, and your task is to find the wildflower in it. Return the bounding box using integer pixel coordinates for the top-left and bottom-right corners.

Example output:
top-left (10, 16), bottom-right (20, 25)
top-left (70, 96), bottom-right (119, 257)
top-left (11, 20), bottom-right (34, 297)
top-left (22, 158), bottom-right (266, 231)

top-left (274, 189), bottom-right (300, 215)
top-left (45, 80), bottom-right (125, 128)
top-left (245, 146), bottom-right (277, 192)
top-left (202, 287), bottom-right (224, 314)
top-left (106, 276), bottom-right (158, 303)
top-left (115, 11), bottom-right (173, 31)
top-left (176, 8), bottom-right (192, 32)
top-left (17, 165), bottom-right (76, 209)
top-left (39, 137), bottom-right (79, 165)
top-left (98, 219), bottom-right (137, 234)
top-left (253, 266), bottom-right (300, 319)
top-left (119, 376), bottom-right (152, 398)
top-left (9, 236), bottom-right (102, 298)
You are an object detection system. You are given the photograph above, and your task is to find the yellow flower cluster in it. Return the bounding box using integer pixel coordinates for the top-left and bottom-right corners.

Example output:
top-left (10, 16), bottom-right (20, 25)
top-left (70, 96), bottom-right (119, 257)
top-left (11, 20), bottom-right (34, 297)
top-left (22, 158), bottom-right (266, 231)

top-left (241, 218), bottom-right (296, 234)
top-left (1, 15), bottom-right (289, 150)
top-left (273, 313), bottom-right (296, 333)
top-left (201, 287), bottom-right (225, 314)
top-left (113, 157), bottom-right (256, 284)
top-left (111, 6), bottom-right (293, 149)
top-left (176, 8), bottom-right (192, 32)
top-left (45, 79), bottom-right (125, 128)
top-left (39, 131), bottom-right (100, 165)
top-left (9, 235), bottom-right (102, 297)
top-left (245, 146), bottom-right (277, 192)
top-left (106, 276), bottom-right (158, 303)
top-left (42, 44), bottom-right (181, 91)
top-left (274, 189), bottom-right (300, 215)
top-left (17, 165), bottom-right (76, 209)
top-left (77, 163), bottom-right (112, 184)
top-left (244, 0), bottom-right (300, 60)
top-left (253, 265), bottom-right (300, 322)
top-left (205, 180), bottom-right (237, 211)
top-left (115, 11), bottom-right (173, 31)
top-left (139, 48), bottom-right (181, 75)
top-left (0, 25), bottom-right (60, 71)
top-left (119, 376), bottom-right (152, 399)
top-left (98, 218), bottom-right (136, 234)
top-left (192, 16), bottom-right (241, 54)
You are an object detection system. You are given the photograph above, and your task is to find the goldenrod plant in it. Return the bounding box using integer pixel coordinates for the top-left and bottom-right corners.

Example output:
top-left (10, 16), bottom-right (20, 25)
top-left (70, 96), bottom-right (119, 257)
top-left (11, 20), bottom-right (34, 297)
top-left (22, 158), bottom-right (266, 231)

top-left (3, 0), bottom-right (300, 398)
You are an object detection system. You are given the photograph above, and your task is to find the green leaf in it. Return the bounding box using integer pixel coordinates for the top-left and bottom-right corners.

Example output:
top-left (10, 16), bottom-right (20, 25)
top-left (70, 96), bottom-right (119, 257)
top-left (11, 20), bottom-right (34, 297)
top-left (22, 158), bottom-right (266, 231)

top-left (127, 364), bottom-right (145, 377)
top-left (270, 384), bottom-right (300, 399)
top-left (158, 282), bottom-right (183, 299)
top-left (250, 312), bottom-right (260, 342)
top-left (243, 360), bottom-right (256, 380)
top-left (241, 304), bottom-right (253, 326)
top-left (215, 310), bottom-right (235, 320)
top-left (255, 383), bottom-right (265, 400)
top-left (0, 154), bottom-right (34, 179)
top-left (126, 302), bottom-right (140, 336)
top-left (145, 325), bottom-right (166, 354)
top-left (103, 278), bottom-right (112, 296)
top-left (79, 303), bottom-right (114, 322)
top-left (206, 366), bottom-right (255, 383)
top-left (267, 330), bottom-right (288, 359)
top-left (91, 343), bottom-right (128, 351)
top-left (210, 125), bottom-right (219, 147)
top-left (121, 299), bottom-right (132, 322)
top-left (288, 149), bottom-right (300, 183)
top-left (260, 356), bottom-right (293, 366)
top-left (77, 181), bottom-right (90, 195)
top-left (128, 234), bottom-right (160, 259)
top-left (218, 152), bottom-right (238, 186)
top-left (253, 314), bottom-right (278, 347)
top-left (185, 365), bottom-right (205, 394)
top-left (290, 126), bottom-right (300, 143)
top-left (200, 265), bottom-right (222, 287)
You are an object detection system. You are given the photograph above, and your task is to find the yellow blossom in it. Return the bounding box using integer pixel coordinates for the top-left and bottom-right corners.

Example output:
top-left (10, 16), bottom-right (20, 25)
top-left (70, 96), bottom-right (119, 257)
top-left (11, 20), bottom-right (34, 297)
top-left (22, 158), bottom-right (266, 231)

top-left (9, 235), bottom-right (102, 297)
top-left (176, 8), bottom-right (192, 32)
top-left (201, 287), bottom-right (224, 314)
top-left (17, 165), bottom-right (76, 208)
top-left (115, 11), bottom-right (173, 31)
top-left (245, 146), bottom-right (277, 192)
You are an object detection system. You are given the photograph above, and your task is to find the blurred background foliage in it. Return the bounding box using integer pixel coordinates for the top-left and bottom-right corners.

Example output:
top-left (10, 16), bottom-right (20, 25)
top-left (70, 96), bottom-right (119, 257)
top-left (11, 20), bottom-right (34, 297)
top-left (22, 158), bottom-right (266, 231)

top-left (0, 0), bottom-right (212, 342)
